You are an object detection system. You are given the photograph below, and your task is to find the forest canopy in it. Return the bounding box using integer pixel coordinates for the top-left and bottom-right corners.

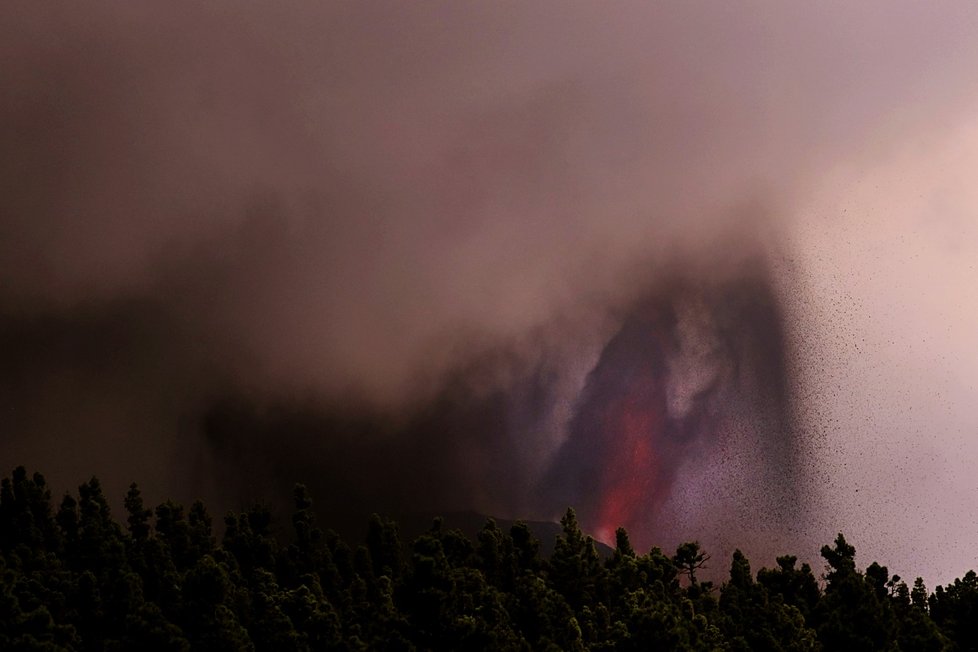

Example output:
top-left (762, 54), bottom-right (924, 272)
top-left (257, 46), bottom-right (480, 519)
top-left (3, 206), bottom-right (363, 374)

top-left (0, 466), bottom-right (971, 650)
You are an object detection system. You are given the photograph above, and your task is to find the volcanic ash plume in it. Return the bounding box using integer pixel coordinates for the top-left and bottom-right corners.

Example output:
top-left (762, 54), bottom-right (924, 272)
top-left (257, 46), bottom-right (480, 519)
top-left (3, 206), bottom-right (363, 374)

top-left (189, 246), bottom-right (810, 562)
top-left (545, 262), bottom-right (803, 552)
top-left (7, 1), bottom-right (978, 581)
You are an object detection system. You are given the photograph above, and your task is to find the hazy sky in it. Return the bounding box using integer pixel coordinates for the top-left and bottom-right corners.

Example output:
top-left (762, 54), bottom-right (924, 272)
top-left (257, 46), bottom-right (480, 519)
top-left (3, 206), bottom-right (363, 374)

top-left (791, 112), bottom-right (978, 585)
top-left (3, 1), bottom-right (978, 585)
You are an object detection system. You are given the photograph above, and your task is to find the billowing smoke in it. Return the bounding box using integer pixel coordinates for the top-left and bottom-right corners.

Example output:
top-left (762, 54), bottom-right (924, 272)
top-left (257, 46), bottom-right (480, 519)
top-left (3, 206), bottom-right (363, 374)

top-left (189, 245), bottom-right (807, 563)
top-left (547, 260), bottom-right (801, 550)
top-left (4, 2), bottom-right (978, 582)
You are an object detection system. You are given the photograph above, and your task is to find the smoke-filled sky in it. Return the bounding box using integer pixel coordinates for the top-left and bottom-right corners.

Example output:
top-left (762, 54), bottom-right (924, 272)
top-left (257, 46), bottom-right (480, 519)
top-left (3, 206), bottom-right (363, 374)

top-left (3, 1), bottom-right (978, 585)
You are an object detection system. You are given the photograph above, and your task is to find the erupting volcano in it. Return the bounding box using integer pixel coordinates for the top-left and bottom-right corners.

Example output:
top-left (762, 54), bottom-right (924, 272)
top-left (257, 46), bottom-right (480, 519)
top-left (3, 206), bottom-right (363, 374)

top-left (546, 267), bottom-right (801, 550)
top-left (6, 0), bottom-right (978, 588)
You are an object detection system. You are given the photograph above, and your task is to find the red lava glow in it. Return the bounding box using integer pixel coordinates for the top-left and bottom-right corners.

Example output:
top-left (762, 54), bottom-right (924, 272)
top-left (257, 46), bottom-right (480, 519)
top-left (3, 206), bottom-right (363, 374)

top-left (562, 312), bottom-right (685, 546)
top-left (552, 297), bottom-right (738, 549)
top-left (593, 374), bottom-right (671, 544)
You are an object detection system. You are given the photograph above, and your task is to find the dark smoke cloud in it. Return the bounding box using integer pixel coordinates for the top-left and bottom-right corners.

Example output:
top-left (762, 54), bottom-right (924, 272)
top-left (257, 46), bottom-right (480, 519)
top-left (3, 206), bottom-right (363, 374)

top-left (3, 2), bottom-right (978, 577)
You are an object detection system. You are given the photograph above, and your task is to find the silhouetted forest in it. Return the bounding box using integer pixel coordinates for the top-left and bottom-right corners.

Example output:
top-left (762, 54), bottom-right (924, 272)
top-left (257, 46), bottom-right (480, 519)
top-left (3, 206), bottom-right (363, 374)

top-left (1, 467), bottom-right (975, 650)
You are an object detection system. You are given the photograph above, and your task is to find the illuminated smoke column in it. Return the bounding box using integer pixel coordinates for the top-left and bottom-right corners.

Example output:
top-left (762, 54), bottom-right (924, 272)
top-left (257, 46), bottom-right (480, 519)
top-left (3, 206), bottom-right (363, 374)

top-left (546, 266), bottom-right (801, 550)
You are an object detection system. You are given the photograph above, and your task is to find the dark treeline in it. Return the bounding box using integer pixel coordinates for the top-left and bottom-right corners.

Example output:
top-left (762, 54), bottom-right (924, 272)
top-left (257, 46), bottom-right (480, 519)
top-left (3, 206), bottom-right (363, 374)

top-left (0, 467), bottom-right (975, 650)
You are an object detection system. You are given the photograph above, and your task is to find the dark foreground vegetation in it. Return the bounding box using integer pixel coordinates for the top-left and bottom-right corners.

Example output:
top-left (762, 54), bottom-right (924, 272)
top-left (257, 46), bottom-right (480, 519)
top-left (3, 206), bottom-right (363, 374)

top-left (0, 468), bottom-right (975, 650)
